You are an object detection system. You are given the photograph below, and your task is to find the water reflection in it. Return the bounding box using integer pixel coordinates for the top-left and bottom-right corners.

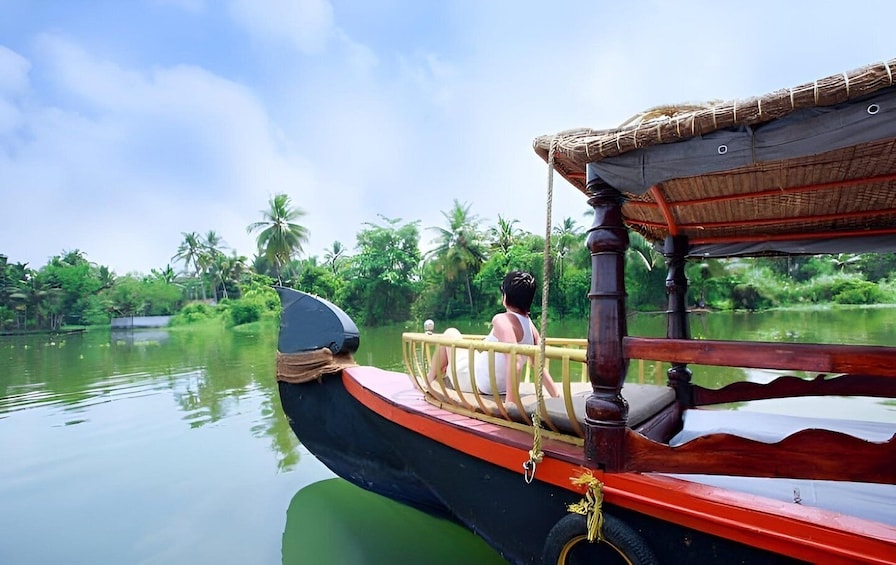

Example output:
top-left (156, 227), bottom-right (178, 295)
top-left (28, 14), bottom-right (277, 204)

top-left (110, 328), bottom-right (171, 346)
top-left (1, 307), bottom-right (893, 563)
top-left (282, 478), bottom-right (507, 565)
top-left (0, 325), bottom-right (302, 471)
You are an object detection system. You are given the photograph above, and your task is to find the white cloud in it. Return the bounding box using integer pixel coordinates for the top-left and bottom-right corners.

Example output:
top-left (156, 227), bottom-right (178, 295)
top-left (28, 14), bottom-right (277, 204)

top-left (227, 0), bottom-right (334, 54)
top-left (0, 46), bottom-right (30, 96)
top-left (0, 46), bottom-right (30, 134)
top-left (333, 29), bottom-right (379, 74)
top-left (2, 35), bottom-right (320, 274)
top-left (3, 0), bottom-right (896, 275)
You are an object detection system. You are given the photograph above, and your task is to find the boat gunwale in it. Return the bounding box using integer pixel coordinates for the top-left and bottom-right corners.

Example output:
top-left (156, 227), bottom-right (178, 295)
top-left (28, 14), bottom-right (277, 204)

top-left (340, 365), bottom-right (896, 564)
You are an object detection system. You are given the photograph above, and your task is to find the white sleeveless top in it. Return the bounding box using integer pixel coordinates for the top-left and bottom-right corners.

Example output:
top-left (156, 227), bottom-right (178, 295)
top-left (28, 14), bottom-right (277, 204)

top-left (475, 312), bottom-right (535, 394)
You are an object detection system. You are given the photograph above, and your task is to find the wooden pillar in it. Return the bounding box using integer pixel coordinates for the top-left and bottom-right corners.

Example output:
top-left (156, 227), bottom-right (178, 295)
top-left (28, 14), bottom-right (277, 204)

top-left (583, 182), bottom-right (629, 470)
top-left (664, 235), bottom-right (694, 407)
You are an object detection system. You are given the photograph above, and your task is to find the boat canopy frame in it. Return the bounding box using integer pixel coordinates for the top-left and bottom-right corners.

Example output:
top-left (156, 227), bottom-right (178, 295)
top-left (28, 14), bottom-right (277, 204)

top-left (528, 59), bottom-right (896, 482)
top-left (534, 59), bottom-right (896, 258)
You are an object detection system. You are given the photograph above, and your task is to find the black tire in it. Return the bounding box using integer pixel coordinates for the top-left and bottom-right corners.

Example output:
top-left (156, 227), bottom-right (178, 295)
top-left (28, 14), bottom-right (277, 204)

top-left (542, 513), bottom-right (658, 565)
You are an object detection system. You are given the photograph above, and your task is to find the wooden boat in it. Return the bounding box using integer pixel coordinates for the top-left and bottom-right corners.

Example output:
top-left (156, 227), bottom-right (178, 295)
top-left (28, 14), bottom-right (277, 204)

top-left (276, 59), bottom-right (896, 564)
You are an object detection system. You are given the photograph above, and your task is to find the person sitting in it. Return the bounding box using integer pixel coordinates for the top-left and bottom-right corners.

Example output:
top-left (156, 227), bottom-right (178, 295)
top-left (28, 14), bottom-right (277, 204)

top-left (426, 270), bottom-right (560, 399)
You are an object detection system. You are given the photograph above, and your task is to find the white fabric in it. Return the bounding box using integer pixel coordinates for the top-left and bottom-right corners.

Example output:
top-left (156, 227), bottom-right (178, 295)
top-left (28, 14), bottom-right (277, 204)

top-left (445, 313), bottom-right (535, 394)
top-left (475, 312), bottom-right (535, 395)
top-left (666, 408), bottom-right (896, 525)
top-left (670, 408), bottom-right (896, 446)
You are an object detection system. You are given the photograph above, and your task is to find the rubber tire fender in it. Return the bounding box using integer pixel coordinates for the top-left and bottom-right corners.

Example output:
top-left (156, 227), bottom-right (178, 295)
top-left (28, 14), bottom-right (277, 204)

top-left (542, 513), bottom-right (658, 565)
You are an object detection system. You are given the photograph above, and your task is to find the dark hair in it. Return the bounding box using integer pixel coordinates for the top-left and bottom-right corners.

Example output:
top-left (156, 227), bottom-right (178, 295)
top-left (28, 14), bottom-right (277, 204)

top-left (501, 271), bottom-right (536, 313)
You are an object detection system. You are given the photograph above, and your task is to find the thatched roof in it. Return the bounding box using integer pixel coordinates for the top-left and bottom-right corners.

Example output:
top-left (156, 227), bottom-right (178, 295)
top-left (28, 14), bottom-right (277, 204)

top-left (533, 59), bottom-right (896, 257)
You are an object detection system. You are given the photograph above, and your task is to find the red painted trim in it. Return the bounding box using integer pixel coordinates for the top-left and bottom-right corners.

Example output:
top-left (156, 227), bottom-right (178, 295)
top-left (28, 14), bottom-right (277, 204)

top-left (342, 367), bottom-right (896, 564)
top-left (648, 184), bottom-right (678, 236)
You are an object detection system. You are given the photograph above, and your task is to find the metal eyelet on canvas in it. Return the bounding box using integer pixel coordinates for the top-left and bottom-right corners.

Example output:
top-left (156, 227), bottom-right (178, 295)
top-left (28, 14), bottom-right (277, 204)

top-left (717, 144), bottom-right (728, 155)
top-left (867, 104), bottom-right (880, 115)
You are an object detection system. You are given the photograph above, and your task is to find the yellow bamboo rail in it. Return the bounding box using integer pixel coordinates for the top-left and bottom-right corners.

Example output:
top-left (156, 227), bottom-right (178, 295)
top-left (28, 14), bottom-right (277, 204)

top-left (402, 332), bottom-right (590, 440)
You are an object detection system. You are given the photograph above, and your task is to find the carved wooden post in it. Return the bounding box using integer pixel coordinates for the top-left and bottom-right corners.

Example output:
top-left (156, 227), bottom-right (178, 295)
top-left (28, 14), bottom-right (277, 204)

top-left (583, 181), bottom-right (629, 470)
top-left (664, 235), bottom-right (694, 407)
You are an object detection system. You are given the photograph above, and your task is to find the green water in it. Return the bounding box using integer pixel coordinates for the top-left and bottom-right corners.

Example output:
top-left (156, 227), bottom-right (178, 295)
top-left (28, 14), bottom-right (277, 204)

top-left (1, 306), bottom-right (894, 564)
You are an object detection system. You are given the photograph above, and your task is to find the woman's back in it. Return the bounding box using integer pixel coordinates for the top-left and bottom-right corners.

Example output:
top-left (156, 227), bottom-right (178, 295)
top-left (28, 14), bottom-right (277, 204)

top-left (475, 312), bottom-right (534, 394)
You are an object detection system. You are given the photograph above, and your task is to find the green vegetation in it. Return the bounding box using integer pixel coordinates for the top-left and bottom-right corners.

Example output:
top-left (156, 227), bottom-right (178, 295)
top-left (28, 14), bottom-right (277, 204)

top-left (4, 197), bottom-right (896, 333)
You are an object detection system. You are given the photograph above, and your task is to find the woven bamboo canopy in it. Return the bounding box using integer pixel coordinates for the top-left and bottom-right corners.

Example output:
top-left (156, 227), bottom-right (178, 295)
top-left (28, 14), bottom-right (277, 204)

top-left (534, 59), bottom-right (896, 257)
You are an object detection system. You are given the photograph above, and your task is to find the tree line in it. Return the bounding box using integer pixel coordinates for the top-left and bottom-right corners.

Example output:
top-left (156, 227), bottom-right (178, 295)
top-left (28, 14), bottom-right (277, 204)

top-left (3, 193), bottom-right (896, 332)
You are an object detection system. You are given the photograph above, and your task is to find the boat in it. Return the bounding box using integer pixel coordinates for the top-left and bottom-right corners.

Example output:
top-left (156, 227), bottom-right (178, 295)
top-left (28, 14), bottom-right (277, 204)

top-left (275, 58), bottom-right (896, 564)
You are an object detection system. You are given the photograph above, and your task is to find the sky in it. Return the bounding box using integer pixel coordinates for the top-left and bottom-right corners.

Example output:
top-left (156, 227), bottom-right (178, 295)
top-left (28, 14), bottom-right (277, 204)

top-left (1, 0), bottom-right (893, 275)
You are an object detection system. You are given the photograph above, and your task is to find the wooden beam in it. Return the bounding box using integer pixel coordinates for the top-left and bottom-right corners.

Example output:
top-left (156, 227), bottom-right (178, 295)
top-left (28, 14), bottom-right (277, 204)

top-left (624, 337), bottom-right (896, 377)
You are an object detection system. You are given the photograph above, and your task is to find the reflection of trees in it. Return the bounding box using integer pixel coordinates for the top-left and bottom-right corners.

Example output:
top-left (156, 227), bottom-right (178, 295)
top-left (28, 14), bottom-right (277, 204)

top-left (168, 325), bottom-right (300, 470)
top-left (252, 393), bottom-right (301, 472)
top-left (12, 307), bottom-right (894, 474)
top-left (0, 325), bottom-right (300, 471)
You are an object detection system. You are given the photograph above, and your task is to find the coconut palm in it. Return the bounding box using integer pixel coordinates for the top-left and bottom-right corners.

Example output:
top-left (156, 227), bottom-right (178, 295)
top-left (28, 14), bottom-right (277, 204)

top-left (203, 230), bottom-right (227, 258)
top-left (488, 215), bottom-right (523, 254)
top-left (627, 231), bottom-right (661, 272)
top-left (193, 230), bottom-right (228, 300)
top-left (172, 232), bottom-right (205, 299)
top-left (428, 199), bottom-right (486, 310)
top-left (323, 241), bottom-right (347, 275)
top-left (150, 265), bottom-right (178, 285)
top-left (209, 252), bottom-right (247, 300)
top-left (552, 217), bottom-right (583, 278)
top-left (247, 193), bottom-right (309, 284)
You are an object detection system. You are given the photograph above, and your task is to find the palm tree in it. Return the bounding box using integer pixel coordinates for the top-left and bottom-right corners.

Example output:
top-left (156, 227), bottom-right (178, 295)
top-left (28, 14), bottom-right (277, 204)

top-left (247, 193), bottom-right (309, 284)
top-left (208, 252), bottom-right (247, 300)
top-left (95, 264), bottom-right (116, 291)
top-left (552, 217), bottom-right (583, 278)
top-left (428, 199), bottom-right (486, 311)
top-left (150, 265), bottom-right (178, 285)
top-left (193, 230), bottom-right (227, 301)
top-left (488, 215), bottom-right (523, 254)
top-left (203, 230), bottom-right (227, 258)
top-left (172, 232), bottom-right (205, 299)
top-left (627, 231), bottom-right (661, 272)
top-left (323, 241), bottom-right (347, 275)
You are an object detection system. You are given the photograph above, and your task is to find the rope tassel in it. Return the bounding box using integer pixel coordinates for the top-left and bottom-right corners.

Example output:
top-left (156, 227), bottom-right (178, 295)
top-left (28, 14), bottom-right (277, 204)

top-left (567, 470), bottom-right (605, 543)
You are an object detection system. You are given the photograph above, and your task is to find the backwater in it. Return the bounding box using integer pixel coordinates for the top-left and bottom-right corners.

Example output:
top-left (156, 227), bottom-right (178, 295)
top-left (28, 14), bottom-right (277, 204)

top-left (1, 306), bottom-right (893, 564)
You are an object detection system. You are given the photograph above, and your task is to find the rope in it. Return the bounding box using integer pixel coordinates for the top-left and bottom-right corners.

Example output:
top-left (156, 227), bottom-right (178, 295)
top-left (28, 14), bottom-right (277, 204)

top-left (524, 136), bottom-right (556, 483)
top-left (567, 470), bottom-right (605, 543)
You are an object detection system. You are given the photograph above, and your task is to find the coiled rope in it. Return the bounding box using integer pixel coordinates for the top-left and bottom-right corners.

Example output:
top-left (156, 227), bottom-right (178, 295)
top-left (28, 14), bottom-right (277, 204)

top-left (523, 137), bottom-right (557, 483)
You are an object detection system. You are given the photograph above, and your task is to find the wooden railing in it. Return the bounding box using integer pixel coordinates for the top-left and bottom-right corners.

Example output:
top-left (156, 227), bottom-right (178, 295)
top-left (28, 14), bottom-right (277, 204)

top-left (621, 336), bottom-right (896, 483)
top-left (625, 337), bottom-right (896, 376)
top-left (625, 337), bottom-right (896, 405)
top-left (401, 332), bottom-right (592, 440)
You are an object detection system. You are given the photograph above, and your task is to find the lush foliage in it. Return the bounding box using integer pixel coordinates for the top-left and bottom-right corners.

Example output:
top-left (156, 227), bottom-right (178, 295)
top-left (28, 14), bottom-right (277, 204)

top-left (0, 250), bottom-right (184, 331)
top-left (339, 216), bottom-right (422, 326)
top-left (5, 197), bottom-right (896, 333)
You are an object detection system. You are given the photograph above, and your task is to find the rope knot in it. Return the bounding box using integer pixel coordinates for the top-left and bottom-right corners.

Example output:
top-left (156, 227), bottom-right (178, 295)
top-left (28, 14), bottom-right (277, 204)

top-left (567, 469), bottom-right (605, 542)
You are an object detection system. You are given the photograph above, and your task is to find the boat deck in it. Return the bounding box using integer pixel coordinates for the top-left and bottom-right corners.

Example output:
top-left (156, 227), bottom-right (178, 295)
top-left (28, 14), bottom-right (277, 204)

top-left (343, 365), bottom-right (896, 563)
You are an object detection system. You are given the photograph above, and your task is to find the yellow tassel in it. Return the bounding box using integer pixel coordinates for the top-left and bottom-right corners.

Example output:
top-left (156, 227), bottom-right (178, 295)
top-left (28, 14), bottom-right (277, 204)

top-left (566, 469), bottom-right (605, 542)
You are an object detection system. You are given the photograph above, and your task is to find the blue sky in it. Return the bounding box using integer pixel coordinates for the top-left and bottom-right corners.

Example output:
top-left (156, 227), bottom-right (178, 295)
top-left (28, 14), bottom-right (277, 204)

top-left (1, 0), bottom-right (893, 275)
